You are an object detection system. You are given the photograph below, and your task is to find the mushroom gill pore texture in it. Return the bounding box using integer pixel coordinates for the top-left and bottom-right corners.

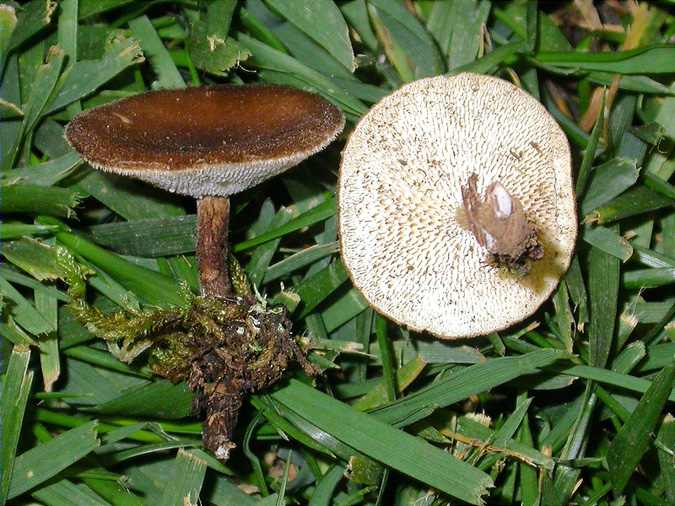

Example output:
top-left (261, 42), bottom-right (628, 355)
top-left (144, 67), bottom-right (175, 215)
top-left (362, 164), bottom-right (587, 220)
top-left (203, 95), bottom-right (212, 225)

top-left (338, 73), bottom-right (577, 339)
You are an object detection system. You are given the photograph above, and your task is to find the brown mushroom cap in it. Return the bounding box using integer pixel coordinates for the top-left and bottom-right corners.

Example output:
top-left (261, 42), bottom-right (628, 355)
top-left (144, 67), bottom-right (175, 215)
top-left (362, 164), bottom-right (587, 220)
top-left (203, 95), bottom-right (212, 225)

top-left (65, 85), bottom-right (345, 197)
top-left (338, 73), bottom-right (576, 339)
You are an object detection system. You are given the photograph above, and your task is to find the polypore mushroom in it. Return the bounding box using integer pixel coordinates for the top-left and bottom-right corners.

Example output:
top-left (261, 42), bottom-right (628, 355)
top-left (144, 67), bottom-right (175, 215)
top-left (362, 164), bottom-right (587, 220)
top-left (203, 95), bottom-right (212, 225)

top-left (65, 84), bottom-right (344, 298)
top-left (65, 84), bottom-right (344, 458)
top-left (338, 73), bottom-right (576, 339)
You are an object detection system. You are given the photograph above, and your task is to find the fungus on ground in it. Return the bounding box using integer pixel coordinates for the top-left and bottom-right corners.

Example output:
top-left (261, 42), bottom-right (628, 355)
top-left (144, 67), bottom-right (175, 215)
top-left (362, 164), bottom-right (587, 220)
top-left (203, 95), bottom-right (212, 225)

top-left (338, 73), bottom-right (576, 340)
top-left (66, 84), bottom-right (344, 458)
top-left (66, 85), bottom-right (344, 297)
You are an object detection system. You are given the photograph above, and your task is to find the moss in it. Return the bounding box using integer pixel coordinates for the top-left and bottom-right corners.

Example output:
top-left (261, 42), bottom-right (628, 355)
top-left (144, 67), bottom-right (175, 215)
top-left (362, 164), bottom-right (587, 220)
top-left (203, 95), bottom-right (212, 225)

top-left (69, 290), bottom-right (313, 459)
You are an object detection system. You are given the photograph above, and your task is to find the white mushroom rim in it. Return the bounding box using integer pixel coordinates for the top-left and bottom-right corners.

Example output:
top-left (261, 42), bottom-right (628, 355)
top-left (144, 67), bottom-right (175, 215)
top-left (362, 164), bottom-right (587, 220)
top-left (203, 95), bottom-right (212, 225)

top-left (338, 73), bottom-right (577, 339)
top-left (81, 142), bottom-right (339, 198)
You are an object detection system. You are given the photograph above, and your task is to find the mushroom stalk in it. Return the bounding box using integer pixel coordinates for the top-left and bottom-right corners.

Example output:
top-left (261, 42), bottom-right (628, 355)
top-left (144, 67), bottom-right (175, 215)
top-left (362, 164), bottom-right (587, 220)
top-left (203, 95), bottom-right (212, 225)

top-left (197, 196), bottom-right (232, 298)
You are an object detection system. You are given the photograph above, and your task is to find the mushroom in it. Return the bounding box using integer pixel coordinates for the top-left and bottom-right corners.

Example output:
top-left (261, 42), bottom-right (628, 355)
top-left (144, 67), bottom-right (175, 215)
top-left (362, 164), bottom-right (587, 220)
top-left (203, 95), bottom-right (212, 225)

top-left (338, 73), bottom-right (576, 339)
top-left (65, 84), bottom-right (345, 298)
top-left (65, 84), bottom-right (344, 458)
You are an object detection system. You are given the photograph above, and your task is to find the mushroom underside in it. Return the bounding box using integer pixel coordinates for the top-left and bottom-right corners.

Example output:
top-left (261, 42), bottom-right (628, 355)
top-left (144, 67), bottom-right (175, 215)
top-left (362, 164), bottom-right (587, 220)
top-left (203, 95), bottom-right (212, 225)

top-left (338, 73), bottom-right (576, 339)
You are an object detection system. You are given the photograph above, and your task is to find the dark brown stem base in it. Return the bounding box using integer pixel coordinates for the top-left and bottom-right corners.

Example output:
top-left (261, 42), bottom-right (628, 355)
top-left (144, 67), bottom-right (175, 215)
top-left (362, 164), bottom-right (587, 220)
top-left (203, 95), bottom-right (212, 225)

top-left (197, 196), bottom-right (232, 298)
top-left (180, 298), bottom-right (315, 459)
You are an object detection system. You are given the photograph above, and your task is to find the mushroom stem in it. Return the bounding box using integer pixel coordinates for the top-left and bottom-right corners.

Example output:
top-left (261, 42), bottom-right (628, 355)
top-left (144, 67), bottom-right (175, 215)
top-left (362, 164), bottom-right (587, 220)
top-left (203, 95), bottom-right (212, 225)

top-left (197, 196), bottom-right (232, 298)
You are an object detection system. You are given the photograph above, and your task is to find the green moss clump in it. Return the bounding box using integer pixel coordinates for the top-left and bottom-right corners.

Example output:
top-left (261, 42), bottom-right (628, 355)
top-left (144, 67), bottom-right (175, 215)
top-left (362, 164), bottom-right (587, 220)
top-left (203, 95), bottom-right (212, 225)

top-left (70, 287), bottom-right (312, 459)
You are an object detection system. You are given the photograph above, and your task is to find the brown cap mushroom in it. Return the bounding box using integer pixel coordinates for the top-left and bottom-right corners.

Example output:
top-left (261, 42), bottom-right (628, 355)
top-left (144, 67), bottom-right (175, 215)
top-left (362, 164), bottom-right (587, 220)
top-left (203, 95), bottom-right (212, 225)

top-left (337, 73), bottom-right (576, 339)
top-left (66, 85), bottom-right (344, 297)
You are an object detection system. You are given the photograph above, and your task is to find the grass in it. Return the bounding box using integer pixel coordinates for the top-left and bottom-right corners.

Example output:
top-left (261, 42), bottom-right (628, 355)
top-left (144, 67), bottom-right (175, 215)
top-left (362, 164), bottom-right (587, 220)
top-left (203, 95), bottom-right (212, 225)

top-left (1, 0), bottom-right (674, 505)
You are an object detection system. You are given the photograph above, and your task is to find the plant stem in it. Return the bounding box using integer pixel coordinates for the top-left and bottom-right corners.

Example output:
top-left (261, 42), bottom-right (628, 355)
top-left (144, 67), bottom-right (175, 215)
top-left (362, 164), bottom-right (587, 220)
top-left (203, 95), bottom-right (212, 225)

top-left (197, 196), bottom-right (232, 297)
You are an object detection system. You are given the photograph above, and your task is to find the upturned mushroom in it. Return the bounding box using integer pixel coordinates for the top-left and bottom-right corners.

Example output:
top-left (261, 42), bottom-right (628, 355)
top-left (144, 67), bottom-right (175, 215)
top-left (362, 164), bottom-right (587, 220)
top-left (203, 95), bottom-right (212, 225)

top-left (338, 73), bottom-right (576, 339)
top-left (65, 84), bottom-right (344, 458)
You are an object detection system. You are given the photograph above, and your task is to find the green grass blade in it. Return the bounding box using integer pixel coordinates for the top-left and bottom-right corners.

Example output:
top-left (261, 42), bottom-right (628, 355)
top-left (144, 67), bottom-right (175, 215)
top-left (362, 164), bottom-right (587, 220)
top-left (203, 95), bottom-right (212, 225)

top-left (575, 91), bottom-right (604, 199)
top-left (87, 215), bottom-right (197, 257)
top-left (8, 0), bottom-right (56, 51)
top-left (580, 158), bottom-right (639, 215)
top-left (272, 22), bottom-right (354, 81)
top-left (633, 245), bottom-right (675, 269)
top-left (266, 0), bottom-right (355, 71)
top-left (32, 479), bottom-right (111, 506)
top-left (352, 357), bottom-right (427, 411)
top-left (129, 15), bottom-right (184, 89)
top-left (78, 0), bottom-right (134, 19)
top-left (234, 196), bottom-right (336, 252)
top-left (8, 420), bottom-right (100, 499)
top-left (246, 206), bottom-right (294, 287)
top-left (546, 384), bottom-right (596, 506)
top-left (451, 40), bottom-right (526, 76)
top-left (0, 345), bottom-right (33, 506)
top-left (582, 225), bottom-right (633, 262)
top-left (64, 345), bottom-right (152, 378)
top-left (446, 0), bottom-right (491, 70)
top-left (0, 184), bottom-right (82, 218)
top-left (239, 7), bottom-right (288, 54)
top-left (0, 98), bottom-right (22, 120)
top-left (606, 364), bottom-right (674, 494)
top-left (0, 5), bottom-right (17, 73)
top-left (0, 276), bottom-right (55, 335)
top-left (552, 280), bottom-right (574, 351)
top-left (263, 242), bottom-right (339, 284)
top-left (0, 223), bottom-right (59, 240)
top-left (551, 364), bottom-right (675, 402)
top-left (8, 151), bottom-right (83, 187)
top-left (517, 410), bottom-right (539, 506)
top-left (657, 414), bottom-right (675, 504)
top-left (103, 440), bottom-right (201, 465)
top-left (535, 45), bottom-right (675, 74)
top-left (644, 171), bottom-right (675, 201)
top-left (375, 315), bottom-right (397, 401)
top-left (587, 239), bottom-right (620, 368)
top-left (75, 169), bottom-right (185, 221)
top-left (372, 350), bottom-right (566, 427)
top-left (623, 267), bottom-right (675, 289)
top-left (39, 220), bottom-right (185, 307)
top-left (1, 237), bottom-right (87, 293)
top-left (46, 34), bottom-right (143, 114)
top-left (188, 0), bottom-right (250, 77)
top-left (35, 290), bottom-right (60, 391)
top-left (340, 0), bottom-right (377, 51)
top-left (369, 0), bottom-right (444, 79)
top-left (238, 34), bottom-right (367, 116)
top-left (56, 0), bottom-right (78, 65)
top-left (273, 380), bottom-right (493, 505)
top-left (90, 380), bottom-right (193, 419)
top-left (206, 475), bottom-right (258, 506)
top-left (294, 260), bottom-right (349, 316)
top-left (3, 46), bottom-right (64, 170)
top-left (159, 449), bottom-right (207, 506)
top-left (586, 185), bottom-right (674, 224)
top-left (309, 465), bottom-right (344, 506)
top-left (0, 265), bottom-right (69, 302)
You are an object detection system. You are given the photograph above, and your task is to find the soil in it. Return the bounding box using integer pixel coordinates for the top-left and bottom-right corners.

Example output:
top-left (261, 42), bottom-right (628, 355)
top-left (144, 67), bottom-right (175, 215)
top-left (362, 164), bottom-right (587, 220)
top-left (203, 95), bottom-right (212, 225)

top-left (147, 295), bottom-right (315, 459)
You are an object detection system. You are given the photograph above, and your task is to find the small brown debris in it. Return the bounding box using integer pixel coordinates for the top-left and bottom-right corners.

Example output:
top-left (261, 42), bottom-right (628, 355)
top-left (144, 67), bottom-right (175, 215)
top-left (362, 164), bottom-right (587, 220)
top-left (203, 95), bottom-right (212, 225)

top-left (461, 173), bottom-right (543, 273)
top-left (147, 295), bottom-right (315, 459)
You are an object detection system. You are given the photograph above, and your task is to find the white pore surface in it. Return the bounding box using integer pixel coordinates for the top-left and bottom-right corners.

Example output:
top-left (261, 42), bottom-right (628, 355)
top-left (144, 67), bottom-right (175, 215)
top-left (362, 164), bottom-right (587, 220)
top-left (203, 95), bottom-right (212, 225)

top-left (338, 73), bottom-right (577, 339)
top-left (89, 149), bottom-right (329, 198)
